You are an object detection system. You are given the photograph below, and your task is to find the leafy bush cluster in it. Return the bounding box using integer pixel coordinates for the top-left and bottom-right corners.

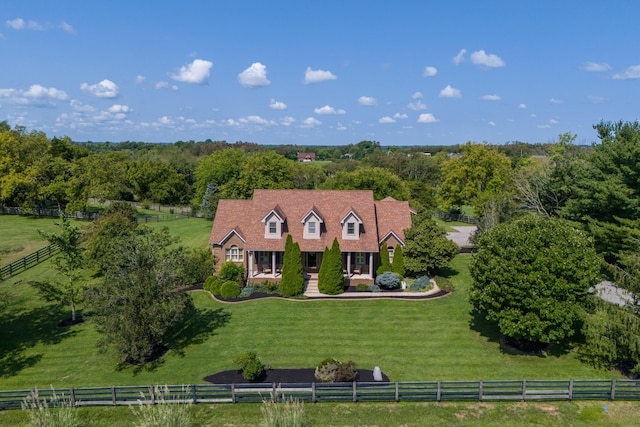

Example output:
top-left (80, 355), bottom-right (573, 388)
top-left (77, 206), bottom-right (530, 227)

top-left (220, 281), bottom-right (241, 298)
top-left (203, 275), bottom-right (222, 294)
top-left (240, 286), bottom-right (254, 297)
top-left (408, 276), bottom-right (433, 292)
top-left (234, 351), bottom-right (265, 381)
top-left (375, 271), bottom-right (401, 290)
top-left (314, 357), bottom-right (358, 383)
top-left (253, 281), bottom-right (280, 294)
top-left (218, 261), bottom-right (244, 285)
top-left (355, 283), bottom-right (369, 292)
top-left (367, 284), bottom-right (381, 292)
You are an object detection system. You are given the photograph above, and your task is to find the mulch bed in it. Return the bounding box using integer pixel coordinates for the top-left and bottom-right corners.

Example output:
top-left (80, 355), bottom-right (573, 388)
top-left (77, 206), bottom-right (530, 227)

top-left (214, 289), bottom-right (450, 302)
top-left (204, 368), bottom-right (390, 384)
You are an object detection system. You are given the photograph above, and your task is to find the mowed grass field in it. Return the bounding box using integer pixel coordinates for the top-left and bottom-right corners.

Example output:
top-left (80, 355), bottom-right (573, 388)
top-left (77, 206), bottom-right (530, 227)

top-left (0, 214), bottom-right (617, 392)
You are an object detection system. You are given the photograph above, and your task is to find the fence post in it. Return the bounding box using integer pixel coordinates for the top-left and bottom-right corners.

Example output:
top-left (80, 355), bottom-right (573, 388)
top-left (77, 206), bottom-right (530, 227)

top-left (395, 382), bottom-right (399, 402)
top-left (111, 386), bottom-right (117, 406)
top-left (272, 383), bottom-right (276, 402)
top-left (568, 380), bottom-right (573, 400)
top-left (69, 388), bottom-right (75, 407)
top-left (522, 379), bottom-right (527, 401)
top-left (149, 386), bottom-right (155, 405)
top-left (610, 379), bottom-right (616, 401)
top-left (192, 385), bottom-right (197, 403)
top-left (231, 384), bottom-right (235, 403)
top-left (436, 381), bottom-right (441, 402)
top-left (312, 382), bottom-right (316, 403)
top-left (352, 381), bottom-right (357, 402)
top-left (479, 380), bottom-right (483, 401)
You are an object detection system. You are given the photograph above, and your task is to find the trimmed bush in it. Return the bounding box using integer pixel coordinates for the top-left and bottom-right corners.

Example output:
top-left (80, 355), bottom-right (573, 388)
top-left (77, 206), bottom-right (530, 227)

top-left (281, 234), bottom-right (305, 297)
top-left (336, 360), bottom-right (358, 382)
top-left (367, 284), bottom-right (381, 292)
top-left (234, 351), bottom-right (265, 381)
top-left (409, 276), bottom-right (432, 292)
top-left (318, 238), bottom-right (344, 295)
top-left (355, 283), bottom-right (369, 292)
top-left (218, 261), bottom-right (244, 284)
top-left (220, 281), bottom-right (241, 298)
top-left (204, 275), bottom-right (223, 295)
top-left (391, 244), bottom-right (405, 279)
top-left (240, 286), bottom-right (254, 297)
top-left (375, 271), bottom-right (401, 290)
top-left (376, 241), bottom-right (391, 276)
top-left (314, 358), bottom-right (358, 383)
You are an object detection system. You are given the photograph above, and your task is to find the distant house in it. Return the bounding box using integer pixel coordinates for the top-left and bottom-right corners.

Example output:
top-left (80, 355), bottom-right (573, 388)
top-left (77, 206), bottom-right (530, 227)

top-left (209, 190), bottom-right (413, 285)
top-left (297, 152), bottom-right (316, 162)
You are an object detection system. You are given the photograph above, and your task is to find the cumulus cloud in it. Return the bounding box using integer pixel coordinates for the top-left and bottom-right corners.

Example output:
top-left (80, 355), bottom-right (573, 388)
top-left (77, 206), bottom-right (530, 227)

top-left (336, 122), bottom-right (347, 131)
top-left (412, 92), bottom-right (423, 99)
top-left (155, 81), bottom-right (178, 90)
top-left (613, 65), bottom-right (640, 80)
top-left (24, 84), bottom-right (68, 100)
top-left (481, 94), bottom-right (501, 101)
top-left (453, 49), bottom-right (467, 65)
top-left (581, 61), bottom-right (611, 72)
top-left (314, 105), bottom-right (346, 115)
top-left (108, 104), bottom-right (130, 113)
top-left (304, 67), bottom-right (337, 84)
top-left (488, 121), bottom-right (496, 126)
top-left (439, 85), bottom-right (462, 98)
top-left (280, 116), bottom-right (295, 126)
top-left (549, 98), bottom-right (562, 104)
top-left (470, 50), bottom-right (505, 67)
top-left (269, 98), bottom-right (287, 110)
top-left (238, 62), bottom-right (271, 87)
top-left (301, 117), bottom-right (321, 127)
top-left (518, 103), bottom-right (527, 109)
top-left (239, 115), bottom-right (274, 126)
top-left (408, 100), bottom-right (427, 111)
top-left (136, 75), bottom-right (145, 84)
top-left (379, 116), bottom-right (396, 124)
top-left (394, 113), bottom-right (408, 119)
top-left (423, 66), bottom-right (438, 77)
top-left (358, 96), bottom-right (377, 106)
top-left (170, 59), bottom-right (213, 84)
top-left (6, 18), bottom-right (44, 30)
top-left (417, 113), bottom-right (438, 123)
top-left (60, 21), bottom-right (75, 33)
top-left (80, 79), bottom-right (119, 98)
top-left (549, 119), bottom-right (558, 124)
top-left (538, 124), bottom-right (551, 129)
top-left (70, 100), bottom-right (96, 113)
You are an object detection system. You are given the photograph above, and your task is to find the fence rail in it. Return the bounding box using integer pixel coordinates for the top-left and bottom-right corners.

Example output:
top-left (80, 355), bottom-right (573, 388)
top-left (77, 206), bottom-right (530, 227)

top-left (2, 379), bottom-right (639, 410)
top-left (0, 243), bottom-right (59, 280)
top-left (434, 211), bottom-right (477, 224)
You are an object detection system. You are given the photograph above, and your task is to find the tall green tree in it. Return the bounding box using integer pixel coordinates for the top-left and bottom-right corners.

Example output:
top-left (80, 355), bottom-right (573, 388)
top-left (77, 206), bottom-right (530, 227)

top-left (376, 241), bottom-right (391, 275)
top-left (403, 213), bottom-right (458, 276)
top-left (469, 215), bottom-right (601, 347)
top-left (280, 234), bottom-right (305, 297)
top-left (319, 167), bottom-right (410, 200)
top-left (86, 227), bottom-right (195, 364)
top-left (391, 244), bottom-right (405, 279)
top-left (229, 151), bottom-right (297, 199)
top-left (31, 215), bottom-right (85, 322)
top-left (318, 238), bottom-right (344, 295)
top-left (192, 148), bottom-right (246, 206)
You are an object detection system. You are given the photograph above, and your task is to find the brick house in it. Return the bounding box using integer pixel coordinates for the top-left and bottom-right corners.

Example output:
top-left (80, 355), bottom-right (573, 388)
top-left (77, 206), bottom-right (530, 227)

top-left (209, 189), bottom-right (413, 285)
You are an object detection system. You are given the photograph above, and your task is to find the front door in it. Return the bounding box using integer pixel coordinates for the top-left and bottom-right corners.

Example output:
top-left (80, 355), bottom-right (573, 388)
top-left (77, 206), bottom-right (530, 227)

top-left (306, 252), bottom-right (318, 270)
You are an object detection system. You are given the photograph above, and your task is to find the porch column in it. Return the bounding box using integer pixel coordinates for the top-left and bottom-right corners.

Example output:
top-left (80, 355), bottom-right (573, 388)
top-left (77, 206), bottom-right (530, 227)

top-left (347, 252), bottom-right (351, 275)
top-left (271, 251), bottom-right (276, 277)
top-left (248, 251), bottom-right (254, 277)
top-left (369, 252), bottom-right (374, 278)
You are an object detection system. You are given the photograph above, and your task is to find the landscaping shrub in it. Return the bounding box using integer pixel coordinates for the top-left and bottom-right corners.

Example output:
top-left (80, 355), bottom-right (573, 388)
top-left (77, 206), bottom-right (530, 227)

top-left (218, 261), bottom-right (244, 284)
top-left (204, 275), bottom-right (222, 295)
top-left (234, 351), bottom-right (265, 381)
top-left (130, 385), bottom-right (192, 427)
top-left (336, 360), bottom-right (358, 382)
top-left (314, 358), bottom-right (358, 382)
top-left (281, 235), bottom-right (305, 297)
top-left (356, 283), bottom-right (369, 292)
top-left (376, 241), bottom-right (391, 276)
top-left (391, 244), bottom-right (405, 279)
top-left (409, 276), bottom-right (432, 292)
top-left (375, 271), bottom-right (401, 290)
top-left (182, 247), bottom-right (214, 286)
top-left (220, 281), bottom-right (241, 298)
top-left (260, 396), bottom-right (307, 427)
top-left (240, 286), bottom-right (254, 298)
top-left (21, 388), bottom-right (80, 427)
top-left (318, 238), bottom-right (345, 295)
top-left (367, 284), bottom-right (381, 292)
top-left (253, 281), bottom-right (279, 294)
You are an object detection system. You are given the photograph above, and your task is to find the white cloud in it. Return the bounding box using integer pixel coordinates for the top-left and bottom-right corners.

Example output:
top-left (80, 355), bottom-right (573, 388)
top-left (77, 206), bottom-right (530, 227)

top-left (423, 66), bottom-right (437, 77)
top-left (412, 91), bottom-right (423, 99)
top-left (549, 119), bottom-right (558, 124)
top-left (24, 84), bottom-right (68, 100)
top-left (417, 113), bottom-right (438, 123)
top-left (304, 67), bottom-right (337, 84)
top-left (581, 62), bottom-right (611, 72)
top-left (394, 113), bottom-right (408, 119)
top-left (6, 18), bottom-right (44, 30)
top-left (481, 94), bottom-right (501, 101)
top-left (170, 59), bottom-right (213, 84)
top-left (60, 21), bottom-right (75, 33)
top-left (587, 95), bottom-right (606, 104)
top-left (314, 105), bottom-right (345, 115)
top-left (0, 89), bottom-right (16, 97)
top-left (470, 50), bottom-right (505, 67)
top-left (379, 116), bottom-right (396, 124)
top-left (80, 79), bottom-right (119, 98)
top-left (439, 85), bottom-right (461, 98)
top-left (453, 49), bottom-right (467, 65)
top-left (70, 100), bottom-right (96, 113)
top-left (301, 117), bottom-right (321, 127)
top-left (239, 115), bottom-right (274, 126)
top-left (280, 116), bottom-right (295, 126)
top-left (408, 101), bottom-right (427, 111)
top-left (358, 96), bottom-right (377, 106)
top-left (108, 104), bottom-right (130, 113)
top-left (136, 75), bottom-right (145, 84)
top-left (488, 121), bottom-right (496, 126)
top-left (269, 98), bottom-right (287, 110)
top-left (613, 65), bottom-right (640, 80)
top-left (518, 103), bottom-right (527, 109)
top-left (336, 122), bottom-right (347, 131)
top-left (538, 124), bottom-right (551, 129)
top-left (238, 62), bottom-right (270, 87)
top-left (530, 113), bottom-right (537, 118)
top-left (549, 98), bottom-right (562, 104)
top-left (155, 81), bottom-right (168, 89)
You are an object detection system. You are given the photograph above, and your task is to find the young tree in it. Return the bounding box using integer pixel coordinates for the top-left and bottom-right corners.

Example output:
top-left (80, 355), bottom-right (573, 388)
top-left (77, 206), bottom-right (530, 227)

top-left (318, 238), bottom-right (344, 295)
top-left (391, 244), bottom-right (405, 278)
top-left (31, 214), bottom-right (85, 322)
top-left (403, 213), bottom-right (458, 276)
top-left (86, 227), bottom-right (195, 364)
top-left (280, 234), bottom-right (305, 297)
top-left (469, 215), bottom-right (601, 348)
top-left (376, 241), bottom-right (391, 275)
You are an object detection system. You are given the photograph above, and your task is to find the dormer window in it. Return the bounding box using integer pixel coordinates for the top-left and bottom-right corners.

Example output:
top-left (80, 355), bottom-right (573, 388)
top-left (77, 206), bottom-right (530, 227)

top-left (262, 208), bottom-right (285, 239)
top-left (302, 208), bottom-right (323, 239)
top-left (268, 221), bottom-right (277, 235)
top-left (347, 222), bottom-right (355, 236)
top-left (341, 209), bottom-right (363, 240)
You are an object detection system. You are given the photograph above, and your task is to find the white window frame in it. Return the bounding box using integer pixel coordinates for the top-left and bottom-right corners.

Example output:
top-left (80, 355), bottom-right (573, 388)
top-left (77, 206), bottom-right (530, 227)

top-left (347, 222), bottom-right (356, 236)
top-left (355, 252), bottom-right (365, 265)
top-left (268, 221), bottom-right (277, 235)
top-left (225, 245), bottom-right (243, 262)
top-left (308, 221), bottom-right (316, 235)
top-left (388, 246), bottom-right (394, 263)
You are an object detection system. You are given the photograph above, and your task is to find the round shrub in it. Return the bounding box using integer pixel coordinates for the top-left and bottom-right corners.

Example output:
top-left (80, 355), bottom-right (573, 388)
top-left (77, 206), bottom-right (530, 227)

top-left (204, 275), bottom-right (222, 295)
top-left (367, 284), bottom-right (381, 292)
top-left (233, 351), bottom-right (264, 381)
top-left (375, 271), bottom-right (401, 290)
top-left (220, 281), bottom-right (241, 298)
top-left (314, 358), bottom-right (358, 382)
top-left (240, 286), bottom-right (254, 298)
top-left (218, 261), bottom-right (244, 284)
top-left (336, 360), bottom-right (358, 382)
top-left (409, 276), bottom-right (433, 292)
top-left (355, 283), bottom-right (369, 292)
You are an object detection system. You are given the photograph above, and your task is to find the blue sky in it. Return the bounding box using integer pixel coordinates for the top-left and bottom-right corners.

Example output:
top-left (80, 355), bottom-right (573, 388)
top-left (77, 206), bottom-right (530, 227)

top-left (1, 1), bottom-right (639, 146)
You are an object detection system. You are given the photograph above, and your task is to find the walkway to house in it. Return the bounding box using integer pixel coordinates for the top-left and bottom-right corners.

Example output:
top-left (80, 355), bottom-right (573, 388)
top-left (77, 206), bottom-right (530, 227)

top-left (303, 277), bottom-right (443, 298)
